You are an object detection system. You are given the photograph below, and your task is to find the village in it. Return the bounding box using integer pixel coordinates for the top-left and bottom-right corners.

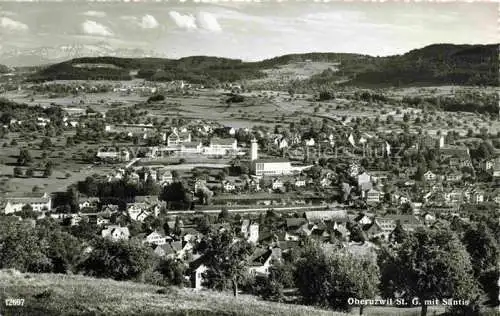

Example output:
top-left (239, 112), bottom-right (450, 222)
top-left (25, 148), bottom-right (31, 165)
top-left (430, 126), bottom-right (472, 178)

top-left (1, 82), bottom-right (499, 302)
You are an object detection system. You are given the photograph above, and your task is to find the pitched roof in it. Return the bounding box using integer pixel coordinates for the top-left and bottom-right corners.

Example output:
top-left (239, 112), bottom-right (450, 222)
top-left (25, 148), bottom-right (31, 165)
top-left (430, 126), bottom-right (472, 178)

top-left (2, 193), bottom-right (51, 205)
top-left (181, 141), bottom-right (202, 148)
top-left (157, 241), bottom-right (183, 255)
top-left (286, 218), bottom-right (308, 229)
top-left (210, 138), bottom-right (236, 145)
top-left (253, 158), bottom-right (290, 164)
top-left (135, 195), bottom-right (159, 204)
top-left (249, 248), bottom-right (272, 267)
top-left (305, 209), bottom-right (348, 222)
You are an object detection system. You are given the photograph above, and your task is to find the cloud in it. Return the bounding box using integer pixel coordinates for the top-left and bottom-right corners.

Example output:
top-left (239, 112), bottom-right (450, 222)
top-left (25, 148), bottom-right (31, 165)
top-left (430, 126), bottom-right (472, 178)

top-left (169, 11), bottom-right (221, 32)
top-left (139, 14), bottom-right (159, 29)
top-left (196, 12), bottom-right (221, 32)
top-left (0, 11), bottom-right (17, 17)
top-left (0, 17), bottom-right (28, 32)
top-left (169, 11), bottom-right (197, 30)
top-left (121, 14), bottom-right (159, 29)
top-left (81, 20), bottom-right (113, 37)
top-left (83, 11), bottom-right (107, 18)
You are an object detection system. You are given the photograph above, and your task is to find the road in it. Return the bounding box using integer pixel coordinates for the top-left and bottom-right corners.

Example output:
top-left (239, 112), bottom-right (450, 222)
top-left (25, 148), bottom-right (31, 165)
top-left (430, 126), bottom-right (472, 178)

top-left (167, 205), bottom-right (329, 215)
top-left (77, 205), bottom-right (330, 217)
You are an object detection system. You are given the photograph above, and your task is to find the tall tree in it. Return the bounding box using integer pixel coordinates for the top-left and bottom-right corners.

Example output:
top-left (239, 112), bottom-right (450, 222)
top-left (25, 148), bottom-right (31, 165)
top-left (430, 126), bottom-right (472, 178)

top-left (462, 222), bottom-right (500, 306)
top-left (17, 149), bottom-right (33, 166)
top-left (296, 243), bottom-right (380, 314)
top-left (379, 228), bottom-right (480, 316)
top-left (79, 238), bottom-right (154, 281)
top-left (462, 222), bottom-right (500, 277)
top-left (202, 229), bottom-right (254, 296)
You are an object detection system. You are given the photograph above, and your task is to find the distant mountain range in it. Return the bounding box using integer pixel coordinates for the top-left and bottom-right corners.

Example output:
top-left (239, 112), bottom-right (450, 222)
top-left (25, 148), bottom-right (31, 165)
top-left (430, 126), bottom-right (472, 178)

top-left (0, 42), bottom-right (170, 68)
top-left (23, 44), bottom-right (500, 87)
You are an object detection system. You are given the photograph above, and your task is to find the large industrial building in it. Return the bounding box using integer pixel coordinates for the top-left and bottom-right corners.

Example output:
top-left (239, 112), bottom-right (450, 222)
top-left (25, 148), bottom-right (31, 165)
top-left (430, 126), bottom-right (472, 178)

top-left (249, 137), bottom-right (312, 176)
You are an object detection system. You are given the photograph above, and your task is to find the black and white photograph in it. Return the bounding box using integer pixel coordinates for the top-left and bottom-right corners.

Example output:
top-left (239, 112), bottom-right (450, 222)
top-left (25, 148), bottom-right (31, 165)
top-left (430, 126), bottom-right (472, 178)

top-left (0, 0), bottom-right (498, 315)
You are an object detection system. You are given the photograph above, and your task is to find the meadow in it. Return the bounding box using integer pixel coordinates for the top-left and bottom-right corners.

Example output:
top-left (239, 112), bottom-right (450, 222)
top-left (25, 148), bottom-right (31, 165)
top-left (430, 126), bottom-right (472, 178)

top-left (0, 270), bottom-right (450, 316)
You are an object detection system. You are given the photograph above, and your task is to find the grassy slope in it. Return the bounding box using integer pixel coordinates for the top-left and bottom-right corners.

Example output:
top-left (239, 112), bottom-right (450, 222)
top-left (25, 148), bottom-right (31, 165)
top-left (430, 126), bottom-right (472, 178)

top-left (0, 270), bottom-right (341, 316)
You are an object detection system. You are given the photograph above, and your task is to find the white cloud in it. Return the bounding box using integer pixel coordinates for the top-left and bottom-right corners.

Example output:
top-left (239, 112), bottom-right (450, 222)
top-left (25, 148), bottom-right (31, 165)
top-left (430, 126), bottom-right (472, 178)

top-left (169, 11), bottom-right (221, 32)
top-left (169, 11), bottom-right (197, 30)
top-left (196, 12), bottom-right (221, 32)
top-left (140, 14), bottom-right (159, 29)
top-left (0, 17), bottom-right (28, 32)
top-left (121, 14), bottom-right (159, 29)
top-left (83, 11), bottom-right (107, 18)
top-left (81, 20), bottom-right (113, 37)
top-left (0, 11), bottom-right (17, 17)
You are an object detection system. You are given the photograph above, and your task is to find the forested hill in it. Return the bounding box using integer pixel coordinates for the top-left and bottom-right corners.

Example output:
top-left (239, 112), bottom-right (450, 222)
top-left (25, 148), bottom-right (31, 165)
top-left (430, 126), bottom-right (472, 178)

top-left (27, 44), bottom-right (498, 87)
top-left (344, 44), bottom-right (499, 87)
top-left (28, 56), bottom-right (266, 84)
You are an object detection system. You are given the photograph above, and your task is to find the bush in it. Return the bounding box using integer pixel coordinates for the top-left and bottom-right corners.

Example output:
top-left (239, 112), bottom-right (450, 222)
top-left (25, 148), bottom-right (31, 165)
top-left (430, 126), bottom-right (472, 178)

top-left (147, 94), bottom-right (165, 103)
top-left (79, 238), bottom-right (155, 281)
top-left (0, 222), bottom-right (84, 274)
top-left (157, 258), bottom-right (186, 286)
top-left (226, 94), bottom-right (245, 103)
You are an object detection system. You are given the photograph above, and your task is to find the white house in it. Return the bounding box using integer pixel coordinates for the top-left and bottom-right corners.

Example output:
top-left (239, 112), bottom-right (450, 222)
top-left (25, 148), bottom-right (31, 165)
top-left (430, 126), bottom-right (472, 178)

top-left (156, 169), bottom-right (173, 185)
top-left (179, 141), bottom-right (203, 154)
top-left (204, 138), bottom-right (238, 156)
top-left (79, 197), bottom-right (100, 210)
top-left (127, 203), bottom-right (156, 222)
top-left (354, 213), bottom-right (372, 226)
top-left (97, 149), bottom-right (130, 162)
top-left (423, 171), bottom-right (437, 181)
top-left (143, 231), bottom-right (167, 246)
top-left (167, 130), bottom-right (191, 146)
top-left (222, 181), bottom-right (236, 192)
top-left (241, 220), bottom-right (259, 244)
top-left (304, 138), bottom-right (315, 147)
top-left (294, 179), bottom-right (306, 188)
top-left (191, 263), bottom-right (208, 290)
top-left (101, 225), bottom-right (130, 241)
top-left (248, 247), bottom-right (282, 277)
top-left (366, 189), bottom-right (381, 204)
top-left (276, 138), bottom-right (288, 149)
top-left (1, 193), bottom-right (52, 214)
top-left (357, 172), bottom-right (371, 187)
top-left (272, 178), bottom-right (284, 190)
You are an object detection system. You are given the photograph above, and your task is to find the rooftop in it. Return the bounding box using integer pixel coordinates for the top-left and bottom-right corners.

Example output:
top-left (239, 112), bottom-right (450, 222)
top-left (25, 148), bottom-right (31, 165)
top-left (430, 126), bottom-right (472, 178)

top-left (210, 138), bottom-right (237, 146)
top-left (253, 158), bottom-right (290, 164)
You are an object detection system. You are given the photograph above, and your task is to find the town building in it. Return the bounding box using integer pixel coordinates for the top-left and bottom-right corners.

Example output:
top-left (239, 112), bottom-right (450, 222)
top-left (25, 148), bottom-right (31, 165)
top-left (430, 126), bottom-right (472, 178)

top-left (96, 148), bottom-right (130, 162)
top-left (251, 158), bottom-right (294, 176)
top-left (366, 189), bottom-right (381, 204)
top-left (204, 138), bottom-right (238, 156)
top-left (1, 193), bottom-right (52, 214)
top-left (101, 225), bottom-right (130, 241)
top-left (167, 130), bottom-right (192, 146)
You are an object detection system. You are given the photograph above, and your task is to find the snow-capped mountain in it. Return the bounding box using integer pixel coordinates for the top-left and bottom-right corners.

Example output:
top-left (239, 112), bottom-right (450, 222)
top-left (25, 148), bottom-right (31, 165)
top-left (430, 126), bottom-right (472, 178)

top-left (0, 42), bottom-right (169, 67)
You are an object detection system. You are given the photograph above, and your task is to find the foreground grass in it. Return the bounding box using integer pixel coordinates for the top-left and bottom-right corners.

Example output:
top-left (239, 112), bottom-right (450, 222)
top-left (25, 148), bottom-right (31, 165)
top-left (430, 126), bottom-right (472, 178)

top-left (0, 270), bottom-right (341, 316)
top-left (3, 270), bottom-right (491, 316)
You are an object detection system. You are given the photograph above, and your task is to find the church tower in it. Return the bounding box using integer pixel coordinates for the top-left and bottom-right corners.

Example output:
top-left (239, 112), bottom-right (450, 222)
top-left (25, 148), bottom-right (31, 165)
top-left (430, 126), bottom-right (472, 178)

top-left (250, 137), bottom-right (258, 161)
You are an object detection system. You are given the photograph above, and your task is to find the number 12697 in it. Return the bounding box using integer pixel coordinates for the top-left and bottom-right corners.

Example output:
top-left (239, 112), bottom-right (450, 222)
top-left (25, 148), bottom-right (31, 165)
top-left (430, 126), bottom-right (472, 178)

top-left (5, 298), bottom-right (24, 307)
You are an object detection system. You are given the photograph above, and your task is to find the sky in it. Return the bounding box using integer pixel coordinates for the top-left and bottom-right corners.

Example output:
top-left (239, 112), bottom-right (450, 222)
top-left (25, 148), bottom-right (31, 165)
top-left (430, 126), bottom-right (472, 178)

top-left (0, 1), bottom-right (497, 66)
